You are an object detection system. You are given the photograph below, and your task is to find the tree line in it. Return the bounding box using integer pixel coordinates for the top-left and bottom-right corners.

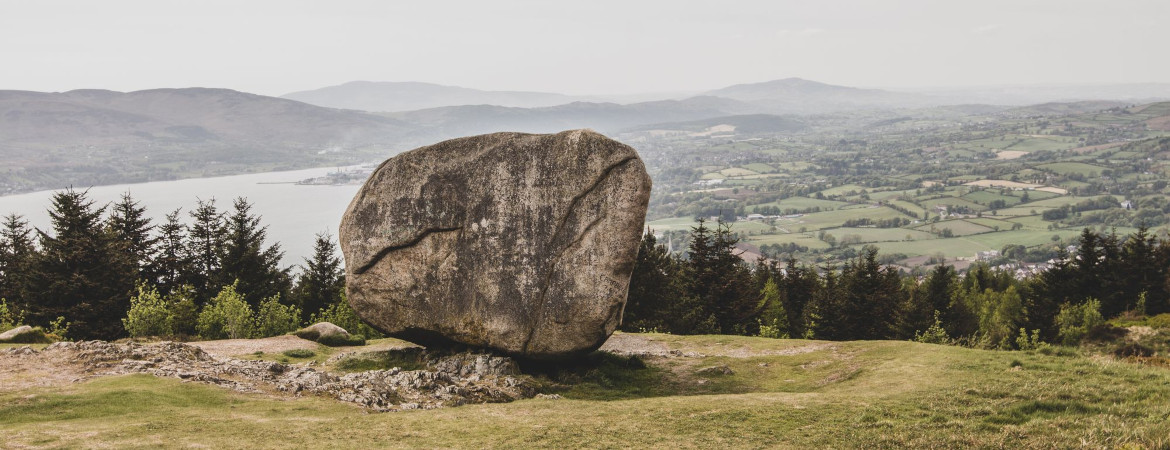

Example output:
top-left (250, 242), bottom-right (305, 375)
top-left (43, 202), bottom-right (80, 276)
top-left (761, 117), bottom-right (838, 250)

top-left (5, 190), bottom-right (1167, 347)
top-left (0, 189), bottom-right (352, 340)
top-left (622, 219), bottom-right (1170, 348)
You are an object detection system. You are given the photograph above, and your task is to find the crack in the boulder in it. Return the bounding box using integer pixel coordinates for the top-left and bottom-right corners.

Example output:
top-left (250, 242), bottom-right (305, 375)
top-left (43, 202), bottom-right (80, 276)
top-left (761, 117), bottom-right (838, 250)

top-left (547, 156), bottom-right (637, 248)
top-left (353, 226), bottom-right (463, 275)
top-left (522, 214), bottom-right (606, 353)
top-left (521, 155), bottom-right (627, 354)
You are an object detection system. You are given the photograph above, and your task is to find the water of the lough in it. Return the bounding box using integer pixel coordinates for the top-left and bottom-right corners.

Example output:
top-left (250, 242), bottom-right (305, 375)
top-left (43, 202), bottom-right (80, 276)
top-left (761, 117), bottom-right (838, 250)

top-left (0, 167), bottom-right (362, 269)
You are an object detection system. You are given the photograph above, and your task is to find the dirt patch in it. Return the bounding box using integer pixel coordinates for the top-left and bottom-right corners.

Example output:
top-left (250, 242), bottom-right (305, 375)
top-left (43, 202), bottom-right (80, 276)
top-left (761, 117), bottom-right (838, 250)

top-left (1126, 326), bottom-right (1157, 342)
top-left (599, 334), bottom-right (678, 356)
top-left (1146, 116), bottom-right (1170, 131)
top-left (600, 333), bottom-right (835, 359)
top-left (995, 150), bottom-right (1029, 160)
top-left (190, 335), bottom-right (320, 357)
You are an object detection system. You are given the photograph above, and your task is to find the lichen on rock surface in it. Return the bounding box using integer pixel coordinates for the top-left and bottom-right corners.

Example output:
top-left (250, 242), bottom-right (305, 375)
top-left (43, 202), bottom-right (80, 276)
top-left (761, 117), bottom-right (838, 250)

top-left (340, 130), bottom-right (652, 359)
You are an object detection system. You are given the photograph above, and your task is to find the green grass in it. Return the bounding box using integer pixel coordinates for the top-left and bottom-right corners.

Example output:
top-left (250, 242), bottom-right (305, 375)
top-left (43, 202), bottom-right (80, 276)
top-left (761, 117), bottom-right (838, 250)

top-left (783, 207), bottom-right (912, 231)
top-left (962, 229), bottom-right (1086, 250)
top-left (741, 163), bottom-right (777, 173)
top-left (962, 191), bottom-right (1023, 207)
top-left (720, 167), bottom-right (759, 177)
top-left (830, 227), bottom-right (935, 243)
top-left (920, 196), bottom-right (988, 212)
top-left (818, 184), bottom-right (869, 197)
top-left (860, 238), bottom-right (990, 258)
top-left (3, 336), bottom-right (1168, 447)
top-left (1005, 214), bottom-right (1057, 230)
top-left (1036, 162), bottom-right (1109, 177)
top-left (887, 199), bottom-right (927, 217)
top-left (747, 233), bottom-right (832, 250)
top-left (747, 197), bottom-right (849, 213)
top-left (916, 220), bottom-right (995, 237)
top-left (964, 217), bottom-right (1017, 231)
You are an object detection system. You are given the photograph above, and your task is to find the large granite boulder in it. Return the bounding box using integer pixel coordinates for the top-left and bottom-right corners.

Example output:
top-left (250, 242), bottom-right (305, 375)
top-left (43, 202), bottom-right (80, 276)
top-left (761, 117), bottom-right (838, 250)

top-left (340, 130), bottom-right (651, 359)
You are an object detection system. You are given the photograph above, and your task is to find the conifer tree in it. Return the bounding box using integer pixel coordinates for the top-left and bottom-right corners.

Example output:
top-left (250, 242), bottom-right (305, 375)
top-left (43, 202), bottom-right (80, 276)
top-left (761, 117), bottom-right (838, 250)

top-left (186, 198), bottom-right (224, 303)
top-left (216, 197), bottom-right (290, 308)
top-left (155, 209), bottom-right (192, 296)
top-left (837, 246), bottom-right (903, 340)
top-left (292, 232), bottom-right (344, 321)
top-left (106, 192), bottom-right (159, 284)
top-left (0, 214), bottom-right (37, 312)
top-left (685, 218), bottom-right (755, 334)
top-left (621, 230), bottom-right (686, 332)
top-left (31, 189), bottom-right (135, 340)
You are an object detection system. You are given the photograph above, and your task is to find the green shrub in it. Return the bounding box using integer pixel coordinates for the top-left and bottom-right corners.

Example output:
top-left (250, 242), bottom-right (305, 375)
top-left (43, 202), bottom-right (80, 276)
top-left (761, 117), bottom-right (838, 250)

top-left (1113, 343), bottom-right (1154, 358)
top-left (756, 279), bottom-right (788, 339)
top-left (1056, 298), bottom-right (1105, 346)
top-left (197, 282), bottom-right (256, 340)
top-left (1148, 313), bottom-right (1170, 329)
top-left (281, 349), bottom-right (315, 358)
top-left (166, 285), bottom-right (200, 338)
top-left (0, 298), bottom-right (25, 332)
top-left (310, 295), bottom-right (384, 339)
top-left (318, 333), bottom-right (366, 347)
top-left (1015, 328), bottom-right (1043, 351)
top-left (255, 294), bottom-right (301, 338)
top-left (969, 286), bottom-right (1025, 349)
top-left (123, 283), bottom-right (172, 338)
top-left (914, 311), bottom-right (951, 345)
top-left (46, 316), bottom-right (71, 341)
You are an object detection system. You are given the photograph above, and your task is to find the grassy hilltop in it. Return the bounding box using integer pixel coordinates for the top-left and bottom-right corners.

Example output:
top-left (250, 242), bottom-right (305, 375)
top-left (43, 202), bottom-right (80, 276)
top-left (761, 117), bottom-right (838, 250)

top-left (2, 333), bottom-right (1169, 448)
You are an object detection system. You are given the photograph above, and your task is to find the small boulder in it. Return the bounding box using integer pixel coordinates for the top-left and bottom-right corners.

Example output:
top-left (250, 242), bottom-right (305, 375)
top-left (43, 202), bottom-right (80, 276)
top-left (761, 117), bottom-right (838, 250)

top-left (294, 322), bottom-right (364, 347)
top-left (0, 325), bottom-right (51, 344)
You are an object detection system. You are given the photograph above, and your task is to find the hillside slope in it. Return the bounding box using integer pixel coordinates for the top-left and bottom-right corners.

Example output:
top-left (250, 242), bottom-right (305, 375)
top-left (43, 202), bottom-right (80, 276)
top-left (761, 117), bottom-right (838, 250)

top-left (0, 88), bottom-right (412, 193)
top-left (1, 333), bottom-right (1167, 447)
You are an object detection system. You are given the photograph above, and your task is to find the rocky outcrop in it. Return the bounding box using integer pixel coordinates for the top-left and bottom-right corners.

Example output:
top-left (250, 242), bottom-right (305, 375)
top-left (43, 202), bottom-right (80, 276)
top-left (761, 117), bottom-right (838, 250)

top-left (340, 130), bottom-right (651, 359)
top-left (3, 341), bottom-right (536, 412)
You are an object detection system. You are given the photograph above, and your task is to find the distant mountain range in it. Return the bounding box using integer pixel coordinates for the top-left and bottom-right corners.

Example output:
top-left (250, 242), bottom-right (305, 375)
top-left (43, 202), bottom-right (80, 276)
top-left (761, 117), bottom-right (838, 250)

top-left (0, 88), bottom-right (408, 148)
top-left (3, 77), bottom-right (1170, 194)
top-left (703, 78), bottom-right (935, 113)
top-left (282, 81), bottom-right (584, 113)
top-left (0, 88), bottom-right (412, 193)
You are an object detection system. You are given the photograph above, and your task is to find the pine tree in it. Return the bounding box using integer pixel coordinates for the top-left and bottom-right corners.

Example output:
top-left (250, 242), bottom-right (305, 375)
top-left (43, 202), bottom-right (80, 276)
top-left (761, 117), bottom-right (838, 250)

top-left (779, 258), bottom-right (819, 337)
top-left (31, 189), bottom-right (135, 340)
top-left (837, 246), bottom-right (904, 340)
top-left (216, 197), bottom-right (290, 308)
top-left (186, 198), bottom-right (225, 303)
top-left (292, 232), bottom-right (344, 322)
top-left (155, 209), bottom-right (192, 296)
top-left (685, 219), bottom-right (755, 334)
top-left (621, 230), bottom-right (687, 333)
top-left (106, 192), bottom-right (159, 284)
top-left (0, 214), bottom-right (37, 312)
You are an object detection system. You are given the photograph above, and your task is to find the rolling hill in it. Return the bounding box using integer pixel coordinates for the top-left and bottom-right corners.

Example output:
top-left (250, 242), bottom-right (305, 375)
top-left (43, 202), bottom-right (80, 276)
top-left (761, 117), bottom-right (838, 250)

top-left (704, 78), bottom-right (936, 113)
top-left (282, 81), bottom-right (582, 112)
top-left (0, 88), bottom-right (414, 194)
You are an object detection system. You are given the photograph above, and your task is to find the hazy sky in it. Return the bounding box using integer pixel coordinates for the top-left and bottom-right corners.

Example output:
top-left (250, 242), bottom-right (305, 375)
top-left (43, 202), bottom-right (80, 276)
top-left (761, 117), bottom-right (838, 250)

top-left (1, 0), bottom-right (1167, 96)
